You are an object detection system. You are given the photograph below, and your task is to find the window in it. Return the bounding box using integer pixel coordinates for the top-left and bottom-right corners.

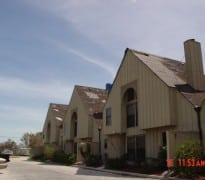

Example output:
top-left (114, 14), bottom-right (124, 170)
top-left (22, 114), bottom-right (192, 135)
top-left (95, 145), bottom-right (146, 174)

top-left (127, 137), bottom-right (135, 160)
top-left (135, 135), bottom-right (145, 163)
top-left (127, 135), bottom-right (145, 163)
top-left (104, 139), bottom-right (108, 149)
top-left (162, 132), bottom-right (167, 147)
top-left (127, 88), bottom-right (135, 101)
top-left (124, 88), bottom-right (138, 128)
top-left (72, 112), bottom-right (78, 138)
top-left (127, 104), bottom-right (138, 127)
top-left (106, 108), bottom-right (111, 126)
top-left (73, 143), bottom-right (77, 154)
top-left (74, 121), bottom-right (77, 137)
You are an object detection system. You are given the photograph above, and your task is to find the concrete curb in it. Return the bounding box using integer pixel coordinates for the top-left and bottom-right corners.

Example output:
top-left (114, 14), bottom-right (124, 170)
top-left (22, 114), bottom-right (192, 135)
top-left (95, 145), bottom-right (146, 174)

top-left (73, 165), bottom-right (165, 179)
top-left (72, 165), bottom-right (187, 180)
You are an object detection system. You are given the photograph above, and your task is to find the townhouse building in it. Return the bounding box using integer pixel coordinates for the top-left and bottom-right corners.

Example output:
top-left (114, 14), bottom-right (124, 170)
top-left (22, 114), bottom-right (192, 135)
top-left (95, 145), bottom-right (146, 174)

top-left (42, 39), bottom-right (205, 165)
top-left (103, 39), bottom-right (205, 163)
top-left (63, 85), bottom-right (108, 161)
top-left (42, 103), bottom-right (68, 150)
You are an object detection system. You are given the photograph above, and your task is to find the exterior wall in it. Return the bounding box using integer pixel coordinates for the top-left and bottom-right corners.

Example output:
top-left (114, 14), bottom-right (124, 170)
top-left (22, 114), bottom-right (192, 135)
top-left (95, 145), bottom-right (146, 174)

top-left (64, 141), bottom-right (73, 154)
top-left (64, 89), bottom-right (90, 140)
top-left (104, 50), bottom-right (174, 136)
top-left (104, 50), bottom-right (176, 159)
top-left (42, 106), bottom-right (52, 144)
top-left (138, 59), bottom-right (174, 129)
top-left (42, 105), bottom-right (59, 144)
top-left (63, 87), bottom-right (100, 160)
top-left (104, 134), bottom-right (125, 159)
top-left (166, 92), bottom-right (201, 158)
top-left (175, 92), bottom-right (198, 132)
top-left (145, 129), bottom-right (166, 158)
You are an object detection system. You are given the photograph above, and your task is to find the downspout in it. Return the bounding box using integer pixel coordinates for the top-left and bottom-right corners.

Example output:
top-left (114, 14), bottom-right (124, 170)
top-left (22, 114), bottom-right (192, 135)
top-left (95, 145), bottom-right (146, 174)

top-left (194, 105), bottom-right (203, 155)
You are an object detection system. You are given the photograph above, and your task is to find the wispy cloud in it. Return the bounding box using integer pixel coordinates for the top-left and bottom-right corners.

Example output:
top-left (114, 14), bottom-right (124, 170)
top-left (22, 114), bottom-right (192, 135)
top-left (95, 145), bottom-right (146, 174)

top-left (0, 76), bottom-right (72, 102)
top-left (0, 104), bottom-right (45, 123)
top-left (55, 41), bottom-right (116, 77)
top-left (23, 0), bottom-right (205, 60)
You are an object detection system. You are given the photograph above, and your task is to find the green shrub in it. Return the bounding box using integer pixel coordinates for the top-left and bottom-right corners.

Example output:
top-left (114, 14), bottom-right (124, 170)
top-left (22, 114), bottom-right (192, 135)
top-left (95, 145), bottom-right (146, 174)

top-left (52, 151), bottom-right (67, 163)
top-left (52, 151), bottom-right (76, 165)
top-left (85, 155), bottom-right (102, 167)
top-left (173, 140), bottom-right (205, 178)
top-left (43, 145), bottom-right (56, 160)
top-left (105, 155), bottom-right (127, 170)
top-left (67, 153), bottom-right (76, 164)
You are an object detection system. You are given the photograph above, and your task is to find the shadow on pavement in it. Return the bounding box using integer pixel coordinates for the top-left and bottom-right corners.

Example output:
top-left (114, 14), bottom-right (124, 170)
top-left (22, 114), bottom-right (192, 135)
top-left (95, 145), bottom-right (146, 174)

top-left (75, 167), bottom-right (136, 178)
top-left (24, 159), bottom-right (136, 178)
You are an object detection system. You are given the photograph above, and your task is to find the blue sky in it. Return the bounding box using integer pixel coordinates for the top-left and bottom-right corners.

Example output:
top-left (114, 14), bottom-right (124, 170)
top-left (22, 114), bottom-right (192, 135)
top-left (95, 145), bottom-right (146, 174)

top-left (0, 0), bottom-right (205, 143)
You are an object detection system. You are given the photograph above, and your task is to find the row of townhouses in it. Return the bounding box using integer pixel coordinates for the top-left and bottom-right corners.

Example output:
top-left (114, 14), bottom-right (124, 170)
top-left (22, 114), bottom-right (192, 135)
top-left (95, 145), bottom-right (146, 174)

top-left (42, 39), bottom-right (205, 163)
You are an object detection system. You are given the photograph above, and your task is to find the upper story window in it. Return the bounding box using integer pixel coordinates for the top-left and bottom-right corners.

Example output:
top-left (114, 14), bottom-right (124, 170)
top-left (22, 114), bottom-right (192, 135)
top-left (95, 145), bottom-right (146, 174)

top-left (124, 88), bottom-right (138, 128)
top-left (104, 139), bottom-right (108, 149)
top-left (71, 112), bottom-right (78, 138)
top-left (127, 88), bottom-right (135, 101)
top-left (127, 103), bottom-right (138, 127)
top-left (106, 107), bottom-right (111, 126)
top-left (162, 132), bottom-right (167, 147)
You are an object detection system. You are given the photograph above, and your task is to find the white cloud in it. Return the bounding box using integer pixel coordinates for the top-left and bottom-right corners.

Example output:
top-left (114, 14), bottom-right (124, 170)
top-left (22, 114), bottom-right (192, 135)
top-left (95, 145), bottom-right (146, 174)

top-left (0, 76), bottom-right (72, 102)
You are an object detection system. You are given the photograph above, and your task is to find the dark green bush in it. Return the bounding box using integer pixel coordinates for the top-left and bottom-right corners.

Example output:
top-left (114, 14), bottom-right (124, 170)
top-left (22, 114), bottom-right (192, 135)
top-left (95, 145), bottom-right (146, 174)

top-left (52, 151), bottom-right (76, 165)
top-left (31, 154), bottom-right (45, 161)
top-left (67, 153), bottom-right (76, 164)
top-left (173, 140), bottom-right (205, 178)
top-left (85, 155), bottom-right (102, 167)
top-left (105, 155), bottom-right (127, 170)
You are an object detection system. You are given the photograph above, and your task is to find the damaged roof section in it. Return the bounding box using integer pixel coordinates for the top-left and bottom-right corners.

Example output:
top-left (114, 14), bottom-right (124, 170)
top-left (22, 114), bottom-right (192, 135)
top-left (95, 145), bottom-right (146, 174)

top-left (75, 85), bottom-right (108, 115)
top-left (50, 103), bottom-right (68, 122)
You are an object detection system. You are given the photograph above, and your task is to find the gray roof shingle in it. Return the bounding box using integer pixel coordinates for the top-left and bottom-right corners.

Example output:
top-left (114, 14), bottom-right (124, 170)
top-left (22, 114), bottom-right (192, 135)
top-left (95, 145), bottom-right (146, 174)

top-left (130, 49), bottom-right (205, 106)
top-left (75, 85), bottom-right (108, 115)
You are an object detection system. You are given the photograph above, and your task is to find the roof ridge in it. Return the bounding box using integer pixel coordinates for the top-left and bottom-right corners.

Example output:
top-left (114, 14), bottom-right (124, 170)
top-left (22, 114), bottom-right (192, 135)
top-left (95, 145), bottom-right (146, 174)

top-left (75, 84), bottom-right (106, 91)
top-left (50, 103), bottom-right (68, 106)
top-left (128, 48), bottom-right (184, 64)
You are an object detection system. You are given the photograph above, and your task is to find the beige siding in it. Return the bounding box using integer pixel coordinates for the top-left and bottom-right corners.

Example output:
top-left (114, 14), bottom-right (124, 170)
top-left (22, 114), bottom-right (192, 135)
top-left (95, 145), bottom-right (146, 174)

top-left (104, 50), bottom-right (174, 135)
top-left (42, 105), bottom-right (59, 144)
top-left (138, 59), bottom-right (173, 129)
top-left (166, 94), bottom-right (202, 158)
top-left (146, 129), bottom-right (164, 158)
top-left (92, 117), bottom-right (100, 142)
top-left (175, 92), bottom-right (198, 131)
top-left (65, 89), bottom-right (90, 140)
top-left (104, 135), bottom-right (125, 158)
top-left (103, 51), bottom-right (141, 135)
top-left (103, 85), bottom-right (121, 135)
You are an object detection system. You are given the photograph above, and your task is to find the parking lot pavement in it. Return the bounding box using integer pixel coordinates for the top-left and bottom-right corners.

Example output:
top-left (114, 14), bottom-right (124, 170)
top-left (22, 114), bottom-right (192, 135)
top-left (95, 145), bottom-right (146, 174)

top-left (0, 157), bottom-right (154, 180)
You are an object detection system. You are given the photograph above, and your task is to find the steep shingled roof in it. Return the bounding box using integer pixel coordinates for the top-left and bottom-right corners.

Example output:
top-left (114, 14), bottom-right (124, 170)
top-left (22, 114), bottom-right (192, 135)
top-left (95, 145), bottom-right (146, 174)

top-left (75, 85), bottom-right (108, 115)
top-left (129, 49), bottom-right (205, 107)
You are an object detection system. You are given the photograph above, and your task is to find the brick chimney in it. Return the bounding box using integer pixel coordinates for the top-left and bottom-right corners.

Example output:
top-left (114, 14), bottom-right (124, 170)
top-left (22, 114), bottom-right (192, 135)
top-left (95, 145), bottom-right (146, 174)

top-left (184, 39), bottom-right (205, 91)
